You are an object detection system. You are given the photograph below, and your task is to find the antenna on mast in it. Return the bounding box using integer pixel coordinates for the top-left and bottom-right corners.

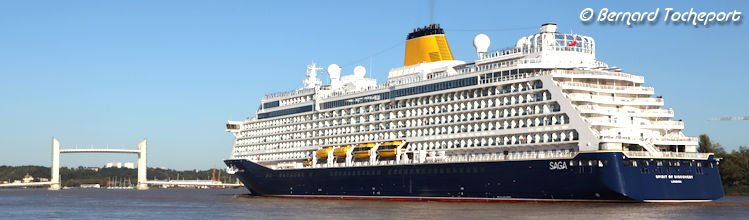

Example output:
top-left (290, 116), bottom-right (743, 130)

top-left (429, 0), bottom-right (436, 24)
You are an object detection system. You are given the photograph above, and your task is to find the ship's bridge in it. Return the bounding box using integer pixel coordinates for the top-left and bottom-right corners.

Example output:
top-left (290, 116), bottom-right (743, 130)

top-left (515, 24), bottom-right (595, 55)
top-left (479, 23), bottom-right (598, 69)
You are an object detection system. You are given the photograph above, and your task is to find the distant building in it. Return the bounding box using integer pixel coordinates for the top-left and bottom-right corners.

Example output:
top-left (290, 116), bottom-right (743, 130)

top-left (123, 162), bottom-right (135, 169)
top-left (80, 184), bottom-right (100, 188)
top-left (22, 173), bottom-right (34, 183)
top-left (105, 162), bottom-right (123, 168)
top-left (38, 177), bottom-right (49, 182)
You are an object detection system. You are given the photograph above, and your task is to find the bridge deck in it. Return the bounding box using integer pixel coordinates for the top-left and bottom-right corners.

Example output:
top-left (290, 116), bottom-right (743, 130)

top-left (59, 149), bottom-right (141, 154)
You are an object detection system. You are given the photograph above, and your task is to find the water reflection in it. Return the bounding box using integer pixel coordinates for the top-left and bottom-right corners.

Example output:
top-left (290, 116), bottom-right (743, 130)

top-left (0, 189), bottom-right (746, 220)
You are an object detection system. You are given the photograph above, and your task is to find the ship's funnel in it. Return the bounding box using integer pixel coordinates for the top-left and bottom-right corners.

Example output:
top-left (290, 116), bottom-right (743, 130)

top-left (404, 24), bottom-right (454, 66)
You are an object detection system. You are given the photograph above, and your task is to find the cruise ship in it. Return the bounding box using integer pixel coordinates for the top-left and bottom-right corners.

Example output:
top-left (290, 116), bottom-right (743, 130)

top-left (224, 23), bottom-right (723, 202)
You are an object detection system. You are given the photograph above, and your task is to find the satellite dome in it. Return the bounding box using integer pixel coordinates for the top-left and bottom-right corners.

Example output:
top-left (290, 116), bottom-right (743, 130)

top-left (327, 64), bottom-right (341, 79)
top-left (353, 65), bottom-right (366, 79)
top-left (473, 34), bottom-right (490, 53)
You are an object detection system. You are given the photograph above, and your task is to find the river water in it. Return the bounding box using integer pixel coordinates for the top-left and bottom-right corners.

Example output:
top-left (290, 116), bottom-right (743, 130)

top-left (1, 188), bottom-right (747, 219)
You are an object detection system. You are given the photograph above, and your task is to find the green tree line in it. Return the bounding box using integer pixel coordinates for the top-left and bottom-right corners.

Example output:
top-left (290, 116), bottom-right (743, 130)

top-left (698, 134), bottom-right (749, 196)
top-left (0, 166), bottom-right (236, 187)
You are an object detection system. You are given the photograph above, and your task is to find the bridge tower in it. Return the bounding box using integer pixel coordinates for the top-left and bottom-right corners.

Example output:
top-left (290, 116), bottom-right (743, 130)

top-left (136, 139), bottom-right (148, 190)
top-left (49, 138), bottom-right (61, 190)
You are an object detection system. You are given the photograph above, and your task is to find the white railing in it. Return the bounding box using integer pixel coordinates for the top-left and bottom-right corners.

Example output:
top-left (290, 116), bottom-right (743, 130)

top-left (551, 69), bottom-right (643, 81)
top-left (386, 75), bottom-right (424, 87)
top-left (577, 105), bottom-right (674, 116)
top-left (479, 72), bottom-right (540, 84)
top-left (264, 88), bottom-right (316, 100)
top-left (590, 119), bottom-right (683, 128)
top-left (641, 108), bottom-right (674, 115)
top-left (600, 135), bottom-right (697, 144)
top-left (600, 135), bottom-right (645, 142)
top-left (319, 82), bottom-right (389, 99)
top-left (558, 82), bottom-right (653, 93)
top-left (587, 119), bottom-right (618, 125)
top-left (480, 47), bottom-right (527, 60)
top-left (658, 136), bottom-right (698, 142)
top-left (457, 58), bottom-right (542, 74)
top-left (623, 151), bottom-right (710, 159)
top-left (567, 94), bottom-right (663, 105)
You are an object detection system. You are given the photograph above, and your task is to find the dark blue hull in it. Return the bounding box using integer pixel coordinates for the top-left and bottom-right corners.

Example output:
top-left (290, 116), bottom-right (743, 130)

top-left (225, 152), bottom-right (723, 202)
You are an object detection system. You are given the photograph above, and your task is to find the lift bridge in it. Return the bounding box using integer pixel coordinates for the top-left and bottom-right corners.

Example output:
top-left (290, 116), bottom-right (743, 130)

top-left (0, 138), bottom-right (241, 190)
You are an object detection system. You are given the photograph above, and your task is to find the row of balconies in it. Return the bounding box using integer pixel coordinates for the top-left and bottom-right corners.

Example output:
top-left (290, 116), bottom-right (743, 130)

top-left (241, 99), bottom-right (556, 139)
top-left (237, 100), bottom-right (562, 144)
top-left (408, 130), bottom-right (578, 151)
top-left (234, 129), bottom-right (579, 163)
top-left (244, 80), bottom-right (545, 131)
top-left (235, 112), bottom-right (570, 150)
top-left (240, 88), bottom-right (551, 137)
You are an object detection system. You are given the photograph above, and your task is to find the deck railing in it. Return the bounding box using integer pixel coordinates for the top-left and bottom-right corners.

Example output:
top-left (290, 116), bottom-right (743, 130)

top-left (558, 82), bottom-right (653, 92)
top-left (623, 151), bottom-right (710, 159)
top-left (264, 88), bottom-right (316, 100)
top-left (551, 69), bottom-right (643, 81)
top-left (600, 135), bottom-right (695, 142)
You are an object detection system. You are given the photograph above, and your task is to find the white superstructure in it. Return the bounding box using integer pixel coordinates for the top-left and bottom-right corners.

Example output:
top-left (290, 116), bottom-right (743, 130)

top-left (226, 23), bottom-right (698, 170)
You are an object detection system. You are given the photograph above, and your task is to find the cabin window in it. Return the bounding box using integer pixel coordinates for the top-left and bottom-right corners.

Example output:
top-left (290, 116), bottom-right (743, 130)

top-left (551, 103), bottom-right (561, 112)
top-left (533, 80), bottom-right (543, 89)
top-left (598, 160), bottom-right (607, 167)
top-left (623, 160), bottom-right (636, 167)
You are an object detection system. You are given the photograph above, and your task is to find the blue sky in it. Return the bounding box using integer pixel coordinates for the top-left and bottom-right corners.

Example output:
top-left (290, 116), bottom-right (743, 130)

top-left (1, 0), bottom-right (746, 170)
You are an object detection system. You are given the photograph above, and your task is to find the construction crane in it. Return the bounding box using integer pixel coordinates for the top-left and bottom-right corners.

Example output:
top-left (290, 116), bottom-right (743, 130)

top-left (709, 116), bottom-right (749, 121)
